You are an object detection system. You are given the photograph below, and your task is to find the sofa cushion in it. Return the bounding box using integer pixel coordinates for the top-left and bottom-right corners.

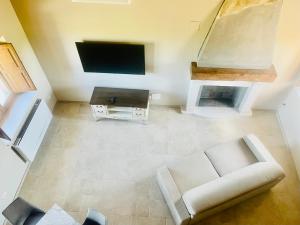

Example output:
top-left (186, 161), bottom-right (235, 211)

top-left (168, 152), bottom-right (219, 193)
top-left (205, 139), bottom-right (258, 176)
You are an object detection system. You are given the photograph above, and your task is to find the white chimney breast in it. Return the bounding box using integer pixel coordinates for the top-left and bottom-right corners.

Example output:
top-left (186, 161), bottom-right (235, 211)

top-left (198, 0), bottom-right (283, 69)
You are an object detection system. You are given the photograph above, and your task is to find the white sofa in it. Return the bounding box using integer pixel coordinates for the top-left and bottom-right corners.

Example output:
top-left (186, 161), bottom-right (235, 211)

top-left (156, 134), bottom-right (285, 225)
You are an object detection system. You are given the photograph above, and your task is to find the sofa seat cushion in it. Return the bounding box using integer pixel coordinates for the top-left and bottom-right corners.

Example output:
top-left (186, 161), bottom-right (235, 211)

top-left (168, 152), bottom-right (219, 193)
top-left (205, 139), bottom-right (258, 176)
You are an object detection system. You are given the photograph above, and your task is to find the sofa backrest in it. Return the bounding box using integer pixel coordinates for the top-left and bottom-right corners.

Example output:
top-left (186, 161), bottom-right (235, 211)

top-left (182, 161), bottom-right (285, 216)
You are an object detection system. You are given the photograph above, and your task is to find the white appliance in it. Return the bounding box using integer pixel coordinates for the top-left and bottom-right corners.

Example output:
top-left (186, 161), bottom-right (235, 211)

top-left (12, 99), bottom-right (52, 162)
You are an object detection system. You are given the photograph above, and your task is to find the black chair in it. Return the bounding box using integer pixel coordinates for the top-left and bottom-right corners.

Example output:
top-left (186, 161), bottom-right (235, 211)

top-left (2, 197), bottom-right (45, 225)
top-left (82, 209), bottom-right (107, 225)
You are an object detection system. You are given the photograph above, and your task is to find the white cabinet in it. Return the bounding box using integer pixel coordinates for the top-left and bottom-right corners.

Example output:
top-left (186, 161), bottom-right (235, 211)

top-left (0, 93), bottom-right (52, 225)
top-left (0, 143), bottom-right (27, 225)
top-left (0, 92), bottom-right (37, 142)
top-left (13, 100), bottom-right (52, 162)
top-left (90, 87), bottom-right (150, 122)
top-left (91, 105), bottom-right (149, 122)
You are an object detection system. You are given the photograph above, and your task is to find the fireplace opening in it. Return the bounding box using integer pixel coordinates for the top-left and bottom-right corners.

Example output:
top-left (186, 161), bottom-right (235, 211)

top-left (198, 86), bottom-right (247, 108)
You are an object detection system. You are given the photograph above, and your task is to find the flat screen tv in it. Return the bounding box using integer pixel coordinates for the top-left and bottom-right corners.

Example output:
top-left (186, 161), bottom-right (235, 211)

top-left (76, 42), bottom-right (145, 75)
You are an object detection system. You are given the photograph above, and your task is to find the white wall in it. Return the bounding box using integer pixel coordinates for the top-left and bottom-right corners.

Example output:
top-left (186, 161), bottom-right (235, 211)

top-left (278, 87), bottom-right (300, 178)
top-left (0, 0), bottom-right (56, 110)
top-left (254, 0), bottom-right (300, 109)
top-left (9, 0), bottom-right (300, 109)
top-left (10, 0), bottom-right (224, 105)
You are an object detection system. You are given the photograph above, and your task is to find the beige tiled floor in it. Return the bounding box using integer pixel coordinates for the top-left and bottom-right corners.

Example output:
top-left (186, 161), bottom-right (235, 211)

top-left (19, 102), bottom-right (300, 225)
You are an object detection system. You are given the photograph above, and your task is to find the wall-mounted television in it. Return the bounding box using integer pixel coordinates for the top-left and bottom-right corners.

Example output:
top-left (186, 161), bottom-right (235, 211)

top-left (76, 42), bottom-right (145, 75)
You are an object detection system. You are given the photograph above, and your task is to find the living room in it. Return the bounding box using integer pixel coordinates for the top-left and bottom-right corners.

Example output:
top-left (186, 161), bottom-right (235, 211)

top-left (0, 0), bottom-right (300, 225)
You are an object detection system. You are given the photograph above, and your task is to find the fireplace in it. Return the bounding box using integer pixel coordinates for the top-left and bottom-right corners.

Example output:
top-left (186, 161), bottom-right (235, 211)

top-left (183, 62), bottom-right (277, 118)
top-left (198, 86), bottom-right (248, 108)
top-left (185, 82), bottom-right (261, 117)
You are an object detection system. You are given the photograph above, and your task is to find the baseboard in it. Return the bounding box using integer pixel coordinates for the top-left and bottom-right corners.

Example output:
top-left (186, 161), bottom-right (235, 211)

top-left (181, 105), bottom-right (252, 118)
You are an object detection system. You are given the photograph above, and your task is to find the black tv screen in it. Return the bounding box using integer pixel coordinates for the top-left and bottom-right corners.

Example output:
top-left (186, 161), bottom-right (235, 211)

top-left (76, 42), bottom-right (145, 75)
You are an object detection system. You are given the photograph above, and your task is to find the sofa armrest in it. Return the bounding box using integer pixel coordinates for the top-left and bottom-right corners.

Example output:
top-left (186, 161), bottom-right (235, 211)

top-left (243, 134), bottom-right (277, 163)
top-left (182, 162), bottom-right (285, 216)
top-left (156, 166), bottom-right (190, 225)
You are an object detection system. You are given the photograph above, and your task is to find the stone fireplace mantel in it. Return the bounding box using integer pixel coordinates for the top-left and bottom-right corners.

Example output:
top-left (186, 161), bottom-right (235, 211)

top-left (183, 63), bottom-right (277, 118)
